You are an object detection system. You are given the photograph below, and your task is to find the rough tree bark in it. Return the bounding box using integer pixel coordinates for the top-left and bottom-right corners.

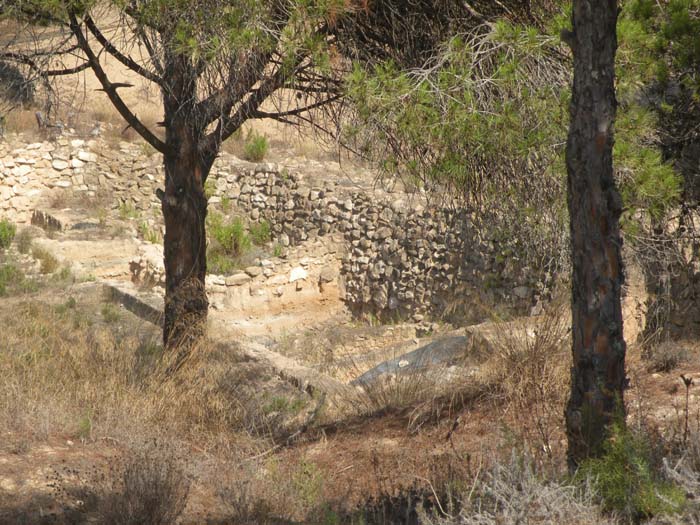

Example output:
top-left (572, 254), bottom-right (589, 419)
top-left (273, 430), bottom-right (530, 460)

top-left (159, 52), bottom-right (211, 348)
top-left (564, 0), bottom-right (627, 469)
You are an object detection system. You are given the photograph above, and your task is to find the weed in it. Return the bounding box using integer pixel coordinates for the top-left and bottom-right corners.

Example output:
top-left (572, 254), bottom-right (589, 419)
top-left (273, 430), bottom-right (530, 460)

top-left (263, 395), bottom-right (306, 416)
top-left (292, 460), bottom-right (324, 511)
top-left (207, 212), bottom-right (251, 274)
top-left (421, 453), bottom-right (614, 525)
top-left (209, 213), bottom-right (250, 255)
top-left (138, 221), bottom-right (162, 244)
top-left (77, 412), bottom-right (92, 441)
top-left (243, 131), bottom-right (269, 162)
top-left (220, 196), bottom-right (232, 213)
top-left (0, 219), bottom-right (16, 249)
top-left (208, 249), bottom-right (238, 274)
top-left (204, 179), bottom-right (216, 199)
top-left (577, 422), bottom-right (685, 521)
top-left (54, 265), bottom-right (73, 282)
top-left (250, 219), bottom-right (271, 245)
top-left (101, 303), bottom-right (121, 323)
top-left (0, 263), bottom-right (26, 295)
top-left (119, 202), bottom-right (139, 220)
top-left (482, 295), bottom-right (570, 459)
top-left (273, 243), bottom-right (284, 257)
top-left (15, 228), bottom-right (32, 254)
top-left (54, 296), bottom-right (77, 315)
top-left (96, 207), bottom-right (108, 227)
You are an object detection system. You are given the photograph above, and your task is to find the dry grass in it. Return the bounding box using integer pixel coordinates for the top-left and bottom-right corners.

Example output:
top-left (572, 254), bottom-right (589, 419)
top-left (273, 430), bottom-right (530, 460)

top-left (476, 298), bottom-right (571, 459)
top-left (0, 297), bottom-right (282, 450)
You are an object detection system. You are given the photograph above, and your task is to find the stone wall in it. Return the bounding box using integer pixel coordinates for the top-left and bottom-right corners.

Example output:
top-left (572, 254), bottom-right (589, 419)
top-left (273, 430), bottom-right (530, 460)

top-left (204, 162), bottom-right (540, 323)
top-left (1, 135), bottom-right (540, 322)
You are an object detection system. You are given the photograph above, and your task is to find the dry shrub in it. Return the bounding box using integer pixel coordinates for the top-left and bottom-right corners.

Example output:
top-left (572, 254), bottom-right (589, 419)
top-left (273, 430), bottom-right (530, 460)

top-left (3, 108), bottom-right (42, 137)
top-left (50, 440), bottom-right (190, 525)
top-left (479, 298), bottom-right (571, 458)
top-left (420, 453), bottom-right (614, 525)
top-left (643, 340), bottom-right (688, 373)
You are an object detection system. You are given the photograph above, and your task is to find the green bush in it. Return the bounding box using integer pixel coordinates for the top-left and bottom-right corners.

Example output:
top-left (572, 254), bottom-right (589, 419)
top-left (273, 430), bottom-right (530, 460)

top-left (243, 132), bottom-right (269, 162)
top-left (577, 423), bottom-right (685, 521)
top-left (0, 219), bottom-right (16, 249)
top-left (209, 213), bottom-right (250, 257)
top-left (249, 220), bottom-right (271, 245)
top-left (207, 213), bottom-right (251, 274)
top-left (0, 263), bottom-right (24, 296)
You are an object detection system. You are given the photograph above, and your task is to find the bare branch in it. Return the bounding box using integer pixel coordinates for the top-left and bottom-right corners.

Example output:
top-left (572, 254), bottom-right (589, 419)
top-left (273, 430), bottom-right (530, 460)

top-left (68, 12), bottom-right (166, 153)
top-left (84, 15), bottom-right (163, 85)
top-left (252, 94), bottom-right (342, 119)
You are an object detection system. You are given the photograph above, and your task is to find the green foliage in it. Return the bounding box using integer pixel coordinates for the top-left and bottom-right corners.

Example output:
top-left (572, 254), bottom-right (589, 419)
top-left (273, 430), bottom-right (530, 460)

top-left (243, 131), bottom-right (269, 162)
top-left (0, 263), bottom-right (25, 296)
top-left (577, 423), bottom-right (685, 521)
top-left (138, 221), bottom-right (162, 244)
top-left (622, 0), bottom-right (700, 89)
top-left (249, 220), bottom-right (271, 245)
top-left (204, 179), bottom-right (216, 199)
top-left (207, 212), bottom-right (251, 274)
top-left (101, 303), bottom-right (121, 323)
top-left (0, 219), bottom-right (16, 249)
top-left (118, 201), bottom-right (139, 220)
top-left (347, 6), bottom-right (684, 247)
top-left (208, 213), bottom-right (250, 256)
top-left (263, 395), bottom-right (305, 416)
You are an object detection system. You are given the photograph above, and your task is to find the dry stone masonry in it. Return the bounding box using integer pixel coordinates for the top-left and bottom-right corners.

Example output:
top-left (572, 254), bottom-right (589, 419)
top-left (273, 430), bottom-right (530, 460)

top-left (1, 134), bottom-right (540, 322)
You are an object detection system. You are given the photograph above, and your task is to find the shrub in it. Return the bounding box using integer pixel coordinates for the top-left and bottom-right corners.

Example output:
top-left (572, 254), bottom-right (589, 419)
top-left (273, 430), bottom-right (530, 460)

top-left (243, 131), bottom-right (269, 161)
top-left (421, 453), bottom-right (614, 525)
top-left (31, 246), bottom-right (59, 274)
top-left (209, 213), bottom-right (251, 257)
top-left (249, 220), bottom-right (271, 245)
top-left (643, 340), bottom-right (687, 373)
top-left (577, 423), bottom-right (685, 522)
top-left (0, 219), bottom-right (16, 249)
top-left (0, 263), bottom-right (25, 296)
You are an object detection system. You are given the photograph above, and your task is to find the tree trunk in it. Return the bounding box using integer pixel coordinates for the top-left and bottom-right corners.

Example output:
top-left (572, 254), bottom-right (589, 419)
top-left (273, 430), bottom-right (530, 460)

top-left (161, 129), bottom-right (210, 349)
top-left (565, 0), bottom-right (626, 470)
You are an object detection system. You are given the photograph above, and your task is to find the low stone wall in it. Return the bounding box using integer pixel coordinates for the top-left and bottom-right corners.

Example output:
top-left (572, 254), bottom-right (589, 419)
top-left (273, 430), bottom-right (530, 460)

top-left (1, 135), bottom-right (539, 322)
top-left (0, 137), bottom-right (162, 222)
top-left (205, 163), bottom-right (539, 322)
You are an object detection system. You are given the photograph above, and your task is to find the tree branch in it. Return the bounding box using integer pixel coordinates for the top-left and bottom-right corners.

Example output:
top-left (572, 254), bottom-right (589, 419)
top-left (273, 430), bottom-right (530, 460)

top-left (202, 68), bottom-right (286, 154)
top-left (46, 61), bottom-right (91, 76)
top-left (84, 15), bottom-right (163, 85)
top-left (252, 94), bottom-right (342, 119)
top-left (68, 12), bottom-right (166, 154)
